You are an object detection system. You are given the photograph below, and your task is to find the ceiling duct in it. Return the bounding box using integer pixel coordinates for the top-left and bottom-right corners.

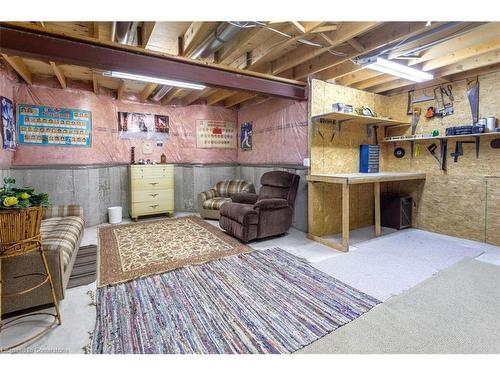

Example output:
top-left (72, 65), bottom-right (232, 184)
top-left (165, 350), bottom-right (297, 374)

top-left (190, 22), bottom-right (241, 60)
top-left (150, 85), bottom-right (173, 102)
top-left (114, 22), bottom-right (134, 44)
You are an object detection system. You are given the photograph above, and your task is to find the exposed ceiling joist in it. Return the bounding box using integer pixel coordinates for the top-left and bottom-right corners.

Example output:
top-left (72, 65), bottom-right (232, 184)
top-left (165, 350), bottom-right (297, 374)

top-left (161, 87), bottom-right (183, 104)
top-left (351, 73), bottom-right (396, 90)
top-left (183, 87), bottom-right (215, 106)
top-left (0, 25), bottom-right (307, 100)
top-left (293, 22), bottom-right (433, 80)
top-left (206, 89), bottom-right (235, 105)
top-left (116, 80), bottom-right (126, 100)
top-left (1, 54), bottom-right (32, 84)
top-left (225, 92), bottom-right (258, 108)
top-left (182, 22), bottom-right (219, 57)
top-left (92, 72), bottom-right (99, 94)
top-left (335, 68), bottom-right (383, 86)
top-left (49, 61), bottom-right (66, 88)
top-left (270, 22), bottom-right (379, 75)
top-left (140, 83), bottom-right (158, 102)
top-left (407, 22), bottom-right (499, 66)
top-left (141, 22), bottom-right (157, 48)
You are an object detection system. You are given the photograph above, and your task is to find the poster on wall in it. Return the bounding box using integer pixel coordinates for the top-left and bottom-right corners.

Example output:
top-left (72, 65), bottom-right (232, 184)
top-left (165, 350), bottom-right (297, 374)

top-left (196, 120), bottom-right (236, 149)
top-left (0, 97), bottom-right (16, 151)
top-left (17, 104), bottom-right (92, 147)
top-left (118, 111), bottom-right (169, 140)
top-left (240, 122), bottom-right (253, 151)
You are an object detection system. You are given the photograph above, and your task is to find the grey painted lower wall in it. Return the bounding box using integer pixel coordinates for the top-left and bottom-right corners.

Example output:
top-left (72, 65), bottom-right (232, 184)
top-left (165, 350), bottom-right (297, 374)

top-left (6, 164), bottom-right (308, 231)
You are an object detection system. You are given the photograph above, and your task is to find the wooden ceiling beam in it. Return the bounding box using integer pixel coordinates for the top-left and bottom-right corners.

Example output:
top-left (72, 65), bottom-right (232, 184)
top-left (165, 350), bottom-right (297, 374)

top-left (422, 40), bottom-right (500, 71)
top-left (408, 22), bottom-right (500, 66)
top-left (1, 54), bottom-right (32, 84)
top-left (183, 87), bottom-right (215, 106)
top-left (270, 22), bottom-right (379, 76)
top-left (206, 89), bottom-right (236, 105)
top-left (292, 22), bottom-right (433, 80)
top-left (217, 27), bottom-right (263, 64)
top-left (92, 72), bottom-right (99, 94)
top-left (182, 22), bottom-right (219, 57)
top-left (49, 61), bottom-right (66, 88)
top-left (161, 87), bottom-right (185, 104)
top-left (116, 79), bottom-right (126, 100)
top-left (369, 50), bottom-right (500, 94)
top-left (347, 37), bottom-right (365, 53)
top-left (140, 83), bottom-right (158, 102)
top-left (224, 92), bottom-right (258, 108)
top-left (291, 22), bottom-right (306, 34)
top-left (351, 73), bottom-right (397, 90)
top-left (335, 68), bottom-right (383, 86)
top-left (141, 22), bottom-right (157, 49)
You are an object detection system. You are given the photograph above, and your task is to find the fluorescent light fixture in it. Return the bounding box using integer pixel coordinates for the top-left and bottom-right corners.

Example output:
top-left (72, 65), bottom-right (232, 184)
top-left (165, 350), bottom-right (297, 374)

top-left (102, 71), bottom-right (206, 90)
top-left (362, 57), bottom-right (433, 82)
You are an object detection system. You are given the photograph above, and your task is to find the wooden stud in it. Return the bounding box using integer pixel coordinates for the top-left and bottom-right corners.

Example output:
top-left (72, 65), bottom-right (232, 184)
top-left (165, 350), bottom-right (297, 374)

top-left (374, 181), bottom-right (381, 237)
top-left (49, 61), bottom-right (66, 89)
top-left (140, 83), bottom-right (158, 102)
top-left (341, 183), bottom-right (350, 250)
top-left (1, 54), bottom-right (32, 84)
top-left (141, 22), bottom-right (157, 49)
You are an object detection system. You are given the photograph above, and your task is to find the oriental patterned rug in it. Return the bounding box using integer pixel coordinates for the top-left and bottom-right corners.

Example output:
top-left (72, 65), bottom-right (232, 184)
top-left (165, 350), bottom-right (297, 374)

top-left (97, 215), bottom-right (251, 287)
top-left (91, 247), bottom-right (380, 354)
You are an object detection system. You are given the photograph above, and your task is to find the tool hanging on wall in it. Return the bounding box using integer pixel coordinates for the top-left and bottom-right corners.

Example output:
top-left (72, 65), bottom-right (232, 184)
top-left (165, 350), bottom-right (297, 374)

top-left (409, 108), bottom-right (421, 159)
top-left (434, 84), bottom-right (454, 117)
top-left (407, 89), bottom-right (435, 115)
top-left (491, 139), bottom-right (500, 149)
top-left (394, 147), bottom-right (405, 158)
top-left (467, 77), bottom-right (480, 124)
top-left (427, 143), bottom-right (441, 166)
top-left (450, 140), bottom-right (475, 162)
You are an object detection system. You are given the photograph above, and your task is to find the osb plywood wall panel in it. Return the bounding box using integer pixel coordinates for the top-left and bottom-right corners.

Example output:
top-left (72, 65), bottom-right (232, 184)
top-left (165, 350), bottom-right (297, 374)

top-left (309, 79), bottom-right (392, 235)
top-left (486, 177), bottom-right (500, 245)
top-left (382, 71), bottom-right (500, 244)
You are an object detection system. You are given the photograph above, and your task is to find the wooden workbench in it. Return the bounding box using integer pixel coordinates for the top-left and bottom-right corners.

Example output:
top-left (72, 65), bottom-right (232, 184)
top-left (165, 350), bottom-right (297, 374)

top-left (307, 172), bottom-right (426, 252)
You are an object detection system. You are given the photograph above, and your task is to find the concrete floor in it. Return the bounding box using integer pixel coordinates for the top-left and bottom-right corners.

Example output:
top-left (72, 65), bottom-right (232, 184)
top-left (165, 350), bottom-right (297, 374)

top-left (2, 212), bottom-right (499, 353)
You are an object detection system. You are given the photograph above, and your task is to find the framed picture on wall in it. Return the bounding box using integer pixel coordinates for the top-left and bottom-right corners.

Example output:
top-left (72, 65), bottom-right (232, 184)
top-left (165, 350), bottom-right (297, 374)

top-left (118, 111), bottom-right (170, 140)
top-left (240, 122), bottom-right (253, 151)
top-left (0, 96), bottom-right (16, 151)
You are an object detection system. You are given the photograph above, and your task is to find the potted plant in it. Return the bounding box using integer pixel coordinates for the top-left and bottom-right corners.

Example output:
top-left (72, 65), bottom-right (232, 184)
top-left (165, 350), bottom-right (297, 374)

top-left (0, 177), bottom-right (49, 255)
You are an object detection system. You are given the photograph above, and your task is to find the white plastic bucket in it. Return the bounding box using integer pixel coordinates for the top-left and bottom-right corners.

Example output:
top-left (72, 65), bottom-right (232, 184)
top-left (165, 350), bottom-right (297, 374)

top-left (108, 206), bottom-right (122, 224)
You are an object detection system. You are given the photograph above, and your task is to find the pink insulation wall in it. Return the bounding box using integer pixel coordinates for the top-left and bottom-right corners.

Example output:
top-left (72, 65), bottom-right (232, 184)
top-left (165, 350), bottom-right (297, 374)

top-left (236, 98), bottom-right (308, 165)
top-left (3, 72), bottom-right (237, 166)
top-left (1, 63), bottom-right (309, 167)
top-left (0, 63), bottom-right (16, 168)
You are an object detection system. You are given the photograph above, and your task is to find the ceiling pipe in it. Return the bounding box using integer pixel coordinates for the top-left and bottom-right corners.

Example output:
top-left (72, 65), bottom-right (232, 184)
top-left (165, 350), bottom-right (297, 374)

top-left (190, 22), bottom-right (241, 60)
top-left (150, 85), bottom-right (173, 102)
top-left (114, 21), bottom-right (133, 44)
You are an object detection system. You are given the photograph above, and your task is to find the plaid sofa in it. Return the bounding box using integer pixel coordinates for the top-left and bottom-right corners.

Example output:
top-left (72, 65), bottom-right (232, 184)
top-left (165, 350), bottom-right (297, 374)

top-left (198, 179), bottom-right (255, 219)
top-left (1, 205), bottom-right (85, 315)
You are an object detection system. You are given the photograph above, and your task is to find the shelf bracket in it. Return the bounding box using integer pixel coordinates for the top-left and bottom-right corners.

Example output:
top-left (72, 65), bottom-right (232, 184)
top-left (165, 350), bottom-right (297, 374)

top-left (475, 136), bottom-right (480, 158)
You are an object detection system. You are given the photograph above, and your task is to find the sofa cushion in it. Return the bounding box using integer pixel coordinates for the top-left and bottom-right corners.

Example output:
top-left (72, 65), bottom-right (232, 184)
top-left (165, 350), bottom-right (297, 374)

top-left (219, 203), bottom-right (258, 225)
top-left (41, 216), bottom-right (84, 271)
top-left (214, 179), bottom-right (254, 198)
top-left (202, 197), bottom-right (232, 210)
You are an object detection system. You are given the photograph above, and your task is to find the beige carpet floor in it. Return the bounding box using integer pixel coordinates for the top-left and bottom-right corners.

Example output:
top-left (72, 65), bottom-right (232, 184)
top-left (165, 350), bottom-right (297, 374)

top-left (298, 258), bottom-right (500, 354)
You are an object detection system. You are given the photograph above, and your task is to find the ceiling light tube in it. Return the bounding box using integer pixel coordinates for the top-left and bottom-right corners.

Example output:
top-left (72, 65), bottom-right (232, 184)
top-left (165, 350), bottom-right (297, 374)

top-left (102, 71), bottom-right (206, 90)
top-left (363, 57), bottom-right (434, 82)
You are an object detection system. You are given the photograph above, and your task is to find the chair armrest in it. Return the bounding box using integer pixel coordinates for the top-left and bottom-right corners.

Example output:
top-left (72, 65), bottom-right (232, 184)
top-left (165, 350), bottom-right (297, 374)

top-left (254, 198), bottom-right (289, 210)
top-left (43, 205), bottom-right (83, 219)
top-left (231, 192), bottom-right (258, 204)
top-left (198, 188), bottom-right (217, 202)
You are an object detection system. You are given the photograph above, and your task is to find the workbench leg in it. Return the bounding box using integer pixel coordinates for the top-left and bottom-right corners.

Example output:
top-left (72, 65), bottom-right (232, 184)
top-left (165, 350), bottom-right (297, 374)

top-left (342, 183), bottom-right (350, 250)
top-left (374, 182), bottom-right (381, 237)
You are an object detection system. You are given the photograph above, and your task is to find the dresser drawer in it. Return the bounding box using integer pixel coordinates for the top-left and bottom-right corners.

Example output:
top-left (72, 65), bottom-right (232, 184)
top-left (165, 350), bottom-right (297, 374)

top-left (131, 189), bottom-right (173, 204)
top-left (131, 177), bottom-right (173, 190)
top-left (130, 165), bottom-right (173, 179)
top-left (131, 201), bottom-right (173, 216)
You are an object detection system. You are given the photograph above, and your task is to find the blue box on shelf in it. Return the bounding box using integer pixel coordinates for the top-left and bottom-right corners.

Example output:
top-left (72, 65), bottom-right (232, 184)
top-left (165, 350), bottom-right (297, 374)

top-left (359, 144), bottom-right (380, 173)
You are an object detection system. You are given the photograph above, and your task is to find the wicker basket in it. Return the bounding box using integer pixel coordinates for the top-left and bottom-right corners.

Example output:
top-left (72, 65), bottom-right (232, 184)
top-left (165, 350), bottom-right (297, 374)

top-left (0, 206), bottom-right (43, 257)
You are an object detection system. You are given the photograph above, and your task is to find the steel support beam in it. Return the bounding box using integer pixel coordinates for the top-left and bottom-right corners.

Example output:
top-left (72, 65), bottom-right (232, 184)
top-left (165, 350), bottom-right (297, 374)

top-left (0, 25), bottom-right (307, 100)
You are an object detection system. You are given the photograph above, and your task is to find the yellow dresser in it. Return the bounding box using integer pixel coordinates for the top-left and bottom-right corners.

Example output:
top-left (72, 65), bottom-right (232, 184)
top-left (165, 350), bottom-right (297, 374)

top-left (129, 164), bottom-right (174, 220)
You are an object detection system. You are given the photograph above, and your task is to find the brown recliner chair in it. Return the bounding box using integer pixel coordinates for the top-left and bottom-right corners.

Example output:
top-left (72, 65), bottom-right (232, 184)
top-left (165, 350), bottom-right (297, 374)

top-left (219, 171), bottom-right (300, 242)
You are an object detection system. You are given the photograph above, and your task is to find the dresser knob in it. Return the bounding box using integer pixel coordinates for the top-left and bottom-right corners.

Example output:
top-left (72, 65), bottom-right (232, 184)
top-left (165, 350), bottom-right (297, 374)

top-left (149, 193), bottom-right (159, 197)
top-left (149, 204), bottom-right (159, 208)
top-left (149, 182), bottom-right (159, 185)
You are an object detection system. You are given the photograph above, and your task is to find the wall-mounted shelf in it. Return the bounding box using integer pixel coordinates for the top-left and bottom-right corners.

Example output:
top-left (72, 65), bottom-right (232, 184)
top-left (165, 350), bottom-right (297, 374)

top-left (383, 132), bottom-right (500, 171)
top-left (313, 111), bottom-right (410, 127)
top-left (383, 132), bottom-right (499, 143)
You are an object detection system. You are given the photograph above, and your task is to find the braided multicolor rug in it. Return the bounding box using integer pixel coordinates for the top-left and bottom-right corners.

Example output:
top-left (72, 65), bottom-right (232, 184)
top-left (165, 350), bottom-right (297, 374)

top-left (92, 248), bottom-right (380, 354)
